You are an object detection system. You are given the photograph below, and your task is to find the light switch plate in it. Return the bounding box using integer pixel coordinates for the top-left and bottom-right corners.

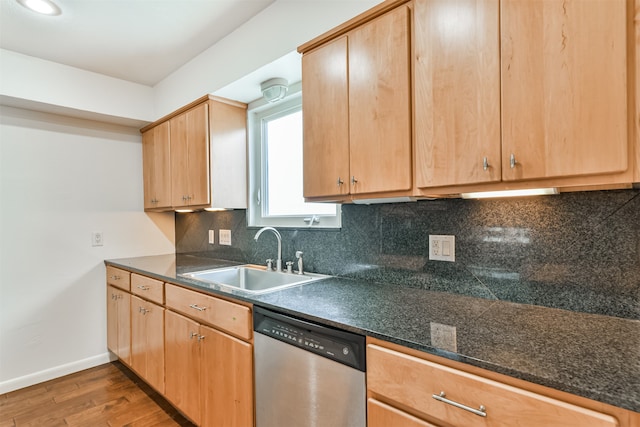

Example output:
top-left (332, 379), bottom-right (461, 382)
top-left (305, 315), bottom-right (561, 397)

top-left (219, 229), bottom-right (231, 246)
top-left (429, 235), bottom-right (455, 262)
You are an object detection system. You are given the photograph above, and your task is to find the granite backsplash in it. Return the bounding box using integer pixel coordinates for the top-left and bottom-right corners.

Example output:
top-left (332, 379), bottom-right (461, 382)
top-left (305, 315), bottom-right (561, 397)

top-left (175, 189), bottom-right (640, 320)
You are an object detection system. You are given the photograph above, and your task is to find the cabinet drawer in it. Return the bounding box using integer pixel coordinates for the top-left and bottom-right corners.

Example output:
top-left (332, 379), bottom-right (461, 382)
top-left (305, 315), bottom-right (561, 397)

top-left (165, 284), bottom-right (251, 341)
top-left (367, 344), bottom-right (618, 427)
top-left (369, 398), bottom-right (439, 427)
top-left (131, 273), bottom-right (164, 304)
top-left (106, 266), bottom-right (130, 291)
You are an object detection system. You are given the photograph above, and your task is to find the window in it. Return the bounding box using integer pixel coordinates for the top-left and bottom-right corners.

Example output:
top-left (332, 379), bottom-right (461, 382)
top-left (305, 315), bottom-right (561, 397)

top-left (247, 85), bottom-right (341, 228)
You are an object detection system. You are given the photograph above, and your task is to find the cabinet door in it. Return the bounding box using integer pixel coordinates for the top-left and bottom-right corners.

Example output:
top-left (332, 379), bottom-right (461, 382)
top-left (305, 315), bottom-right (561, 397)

top-left (164, 310), bottom-right (201, 425)
top-left (349, 5), bottom-right (412, 195)
top-left (200, 325), bottom-right (254, 427)
top-left (501, 0), bottom-right (628, 181)
top-left (106, 285), bottom-right (130, 365)
top-left (130, 296), bottom-right (165, 393)
top-left (142, 121), bottom-right (171, 210)
top-left (170, 103), bottom-right (210, 207)
top-left (302, 36), bottom-right (350, 199)
top-left (368, 399), bottom-right (440, 427)
top-left (414, 0), bottom-right (501, 188)
top-left (185, 103), bottom-right (210, 206)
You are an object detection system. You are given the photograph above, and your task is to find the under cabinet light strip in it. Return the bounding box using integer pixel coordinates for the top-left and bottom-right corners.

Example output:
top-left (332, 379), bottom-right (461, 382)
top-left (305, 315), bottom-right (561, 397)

top-left (461, 188), bottom-right (558, 199)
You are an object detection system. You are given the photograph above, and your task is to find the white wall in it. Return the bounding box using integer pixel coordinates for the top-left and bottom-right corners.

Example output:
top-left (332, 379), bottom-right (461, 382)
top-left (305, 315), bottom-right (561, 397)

top-left (0, 49), bottom-right (156, 124)
top-left (0, 106), bottom-right (175, 393)
top-left (154, 0), bottom-right (382, 116)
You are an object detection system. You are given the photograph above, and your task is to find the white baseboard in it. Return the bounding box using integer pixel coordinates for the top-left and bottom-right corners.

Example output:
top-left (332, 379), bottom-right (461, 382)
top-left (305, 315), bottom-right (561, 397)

top-left (0, 352), bottom-right (116, 394)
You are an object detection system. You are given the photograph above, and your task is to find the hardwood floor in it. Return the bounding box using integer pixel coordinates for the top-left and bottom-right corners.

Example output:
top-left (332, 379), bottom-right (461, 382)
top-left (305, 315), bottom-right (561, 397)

top-left (0, 362), bottom-right (195, 427)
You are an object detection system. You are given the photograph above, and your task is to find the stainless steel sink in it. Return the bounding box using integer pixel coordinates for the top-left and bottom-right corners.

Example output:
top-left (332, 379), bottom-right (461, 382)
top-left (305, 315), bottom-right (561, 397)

top-left (181, 264), bottom-right (328, 294)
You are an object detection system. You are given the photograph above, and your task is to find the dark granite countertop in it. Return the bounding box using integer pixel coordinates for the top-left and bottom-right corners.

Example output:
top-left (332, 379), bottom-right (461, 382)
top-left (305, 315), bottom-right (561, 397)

top-left (106, 253), bottom-right (640, 413)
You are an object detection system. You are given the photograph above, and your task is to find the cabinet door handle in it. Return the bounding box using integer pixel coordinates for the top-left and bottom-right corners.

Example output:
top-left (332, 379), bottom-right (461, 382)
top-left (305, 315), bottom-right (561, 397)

top-left (483, 157), bottom-right (489, 171)
top-left (110, 275), bottom-right (120, 280)
top-left (190, 331), bottom-right (199, 339)
top-left (197, 335), bottom-right (205, 342)
top-left (137, 285), bottom-right (150, 291)
top-left (432, 391), bottom-right (487, 417)
top-left (189, 304), bottom-right (207, 312)
top-left (337, 177), bottom-right (344, 187)
top-left (510, 153), bottom-right (517, 169)
top-left (351, 176), bottom-right (358, 185)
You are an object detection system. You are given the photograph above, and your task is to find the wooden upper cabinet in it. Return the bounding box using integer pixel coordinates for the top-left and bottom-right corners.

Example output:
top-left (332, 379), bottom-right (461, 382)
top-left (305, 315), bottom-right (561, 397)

top-left (349, 4), bottom-right (412, 195)
top-left (301, 3), bottom-right (412, 199)
top-left (302, 36), bottom-right (350, 199)
top-left (414, 0), bottom-right (501, 188)
top-left (142, 121), bottom-right (171, 209)
top-left (141, 95), bottom-right (247, 211)
top-left (170, 102), bottom-right (210, 207)
top-left (501, 0), bottom-right (628, 181)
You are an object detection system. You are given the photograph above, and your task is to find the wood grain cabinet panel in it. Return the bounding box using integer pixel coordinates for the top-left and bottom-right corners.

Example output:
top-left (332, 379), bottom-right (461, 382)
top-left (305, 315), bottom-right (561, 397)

top-left (367, 344), bottom-right (619, 427)
top-left (142, 96), bottom-right (247, 211)
top-left (170, 102), bottom-right (210, 207)
top-left (348, 4), bottom-right (412, 196)
top-left (142, 120), bottom-right (171, 210)
top-left (106, 285), bottom-right (131, 365)
top-left (165, 283), bottom-right (251, 341)
top-left (200, 324), bottom-right (254, 427)
top-left (369, 398), bottom-right (440, 427)
top-left (301, 4), bottom-right (412, 200)
top-left (414, 0), bottom-right (501, 188)
top-left (106, 266), bottom-right (130, 291)
top-left (302, 36), bottom-right (350, 199)
top-left (131, 273), bottom-right (164, 305)
top-left (130, 295), bottom-right (164, 393)
top-left (501, 0), bottom-right (628, 182)
top-left (164, 309), bottom-right (202, 425)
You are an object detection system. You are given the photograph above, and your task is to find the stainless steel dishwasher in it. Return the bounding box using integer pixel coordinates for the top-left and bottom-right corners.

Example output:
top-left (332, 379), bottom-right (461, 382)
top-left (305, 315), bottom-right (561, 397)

top-left (253, 306), bottom-right (366, 427)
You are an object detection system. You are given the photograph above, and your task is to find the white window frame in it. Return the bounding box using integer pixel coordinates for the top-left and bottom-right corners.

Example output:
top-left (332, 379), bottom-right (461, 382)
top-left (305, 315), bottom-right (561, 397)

top-left (247, 83), bottom-right (341, 229)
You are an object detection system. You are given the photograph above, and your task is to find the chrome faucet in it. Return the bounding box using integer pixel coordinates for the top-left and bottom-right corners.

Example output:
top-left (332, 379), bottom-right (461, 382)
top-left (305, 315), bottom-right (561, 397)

top-left (254, 227), bottom-right (282, 272)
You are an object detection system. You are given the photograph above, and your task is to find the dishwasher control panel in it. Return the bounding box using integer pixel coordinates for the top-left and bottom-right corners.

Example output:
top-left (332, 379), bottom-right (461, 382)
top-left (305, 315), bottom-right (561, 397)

top-left (254, 307), bottom-right (366, 371)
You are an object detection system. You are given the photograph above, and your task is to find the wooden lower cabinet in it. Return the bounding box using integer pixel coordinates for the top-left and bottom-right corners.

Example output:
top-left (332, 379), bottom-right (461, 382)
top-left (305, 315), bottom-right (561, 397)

top-left (165, 310), bottom-right (202, 424)
top-left (106, 285), bottom-right (131, 365)
top-left (367, 342), bottom-right (623, 427)
top-left (164, 309), bottom-right (254, 427)
top-left (130, 295), bottom-right (165, 393)
top-left (369, 398), bottom-right (440, 427)
top-left (200, 324), bottom-right (253, 427)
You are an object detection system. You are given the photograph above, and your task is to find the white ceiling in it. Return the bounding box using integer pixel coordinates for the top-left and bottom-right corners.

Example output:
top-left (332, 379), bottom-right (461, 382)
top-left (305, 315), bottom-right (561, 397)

top-left (0, 0), bottom-right (276, 87)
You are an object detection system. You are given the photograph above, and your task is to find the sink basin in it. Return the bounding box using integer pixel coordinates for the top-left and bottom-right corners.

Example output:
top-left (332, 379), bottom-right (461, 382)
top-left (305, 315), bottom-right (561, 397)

top-left (181, 264), bottom-right (328, 294)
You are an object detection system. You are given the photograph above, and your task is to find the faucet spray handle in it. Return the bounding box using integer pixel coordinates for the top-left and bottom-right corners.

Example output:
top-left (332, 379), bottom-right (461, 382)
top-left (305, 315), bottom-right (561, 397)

top-left (295, 251), bottom-right (304, 275)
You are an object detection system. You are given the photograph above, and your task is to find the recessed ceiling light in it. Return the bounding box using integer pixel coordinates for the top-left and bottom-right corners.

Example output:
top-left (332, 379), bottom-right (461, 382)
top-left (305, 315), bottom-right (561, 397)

top-left (17, 0), bottom-right (61, 16)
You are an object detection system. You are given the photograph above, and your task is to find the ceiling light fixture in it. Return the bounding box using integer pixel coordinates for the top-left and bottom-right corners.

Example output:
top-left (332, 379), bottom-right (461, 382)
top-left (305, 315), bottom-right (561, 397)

top-left (17, 0), bottom-right (61, 15)
top-left (260, 78), bottom-right (288, 103)
top-left (461, 188), bottom-right (559, 199)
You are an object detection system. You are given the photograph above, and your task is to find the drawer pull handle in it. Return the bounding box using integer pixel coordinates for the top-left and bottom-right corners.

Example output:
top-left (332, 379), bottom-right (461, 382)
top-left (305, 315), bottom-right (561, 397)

top-left (137, 285), bottom-right (150, 290)
top-left (110, 275), bottom-right (120, 280)
top-left (432, 391), bottom-right (487, 417)
top-left (189, 304), bottom-right (207, 312)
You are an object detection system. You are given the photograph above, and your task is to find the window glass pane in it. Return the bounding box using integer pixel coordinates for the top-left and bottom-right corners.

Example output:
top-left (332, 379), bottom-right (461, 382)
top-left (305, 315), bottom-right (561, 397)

top-left (264, 109), bottom-right (335, 217)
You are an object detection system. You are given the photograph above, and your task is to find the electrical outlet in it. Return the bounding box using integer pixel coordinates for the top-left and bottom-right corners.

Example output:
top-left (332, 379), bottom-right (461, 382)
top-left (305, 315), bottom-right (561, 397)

top-left (429, 235), bottom-right (455, 262)
top-left (430, 322), bottom-right (457, 352)
top-left (219, 229), bottom-right (231, 246)
top-left (208, 230), bottom-right (215, 244)
top-left (91, 232), bottom-right (104, 247)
